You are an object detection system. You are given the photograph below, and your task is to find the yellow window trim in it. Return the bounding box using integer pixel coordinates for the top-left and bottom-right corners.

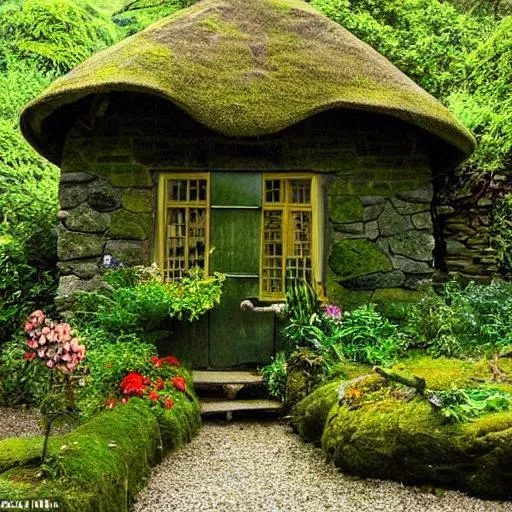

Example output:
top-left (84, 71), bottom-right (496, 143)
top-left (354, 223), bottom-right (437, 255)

top-left (259, 173), bottom-right (323, 301)
top-left (157, 172), bottom-right (211, 281)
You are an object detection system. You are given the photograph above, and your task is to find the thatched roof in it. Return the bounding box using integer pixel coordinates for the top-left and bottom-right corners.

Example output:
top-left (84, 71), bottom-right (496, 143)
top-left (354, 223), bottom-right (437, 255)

top-left (20, 0), bottom-right (475, 167)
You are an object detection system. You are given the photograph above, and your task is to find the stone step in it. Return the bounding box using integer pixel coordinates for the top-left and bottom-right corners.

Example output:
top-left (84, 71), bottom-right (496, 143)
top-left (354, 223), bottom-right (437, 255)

top-left (200, 399), bottom-right (282, 415)
top-left (193, 370), bottom-right (264, 386)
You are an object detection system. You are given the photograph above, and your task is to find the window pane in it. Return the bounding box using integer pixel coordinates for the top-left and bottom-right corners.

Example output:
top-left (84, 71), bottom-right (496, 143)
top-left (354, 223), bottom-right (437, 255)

top-left (168, 180), bottom-right (188, 202)
top-left (163, 176), bottom-right (208, 282)
top-left (286, 210), bottom-right (312, 287)
top-left (289, 179), bottom-right (311, 204)
top-left (166, 208), bottom-right (187, 281)
top-left (265, 179), bottom-right (281, 203)
top-left (262, 210), bottom-right (283, 294)
top-left (188, 208), bottom-right (207, 269)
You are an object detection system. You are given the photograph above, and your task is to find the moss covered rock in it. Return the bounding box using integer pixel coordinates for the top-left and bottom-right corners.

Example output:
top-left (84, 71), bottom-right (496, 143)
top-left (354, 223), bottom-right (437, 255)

top-left (291, 381), bottom-right (339, 444)
top-left (322, 397), bottom-right (512, 499)
top-left (109, 210), bottom-right (153, 240)
top-left (310, 356), bottom-right (512, 499)
top-left (328, 240), bottom-right (392, 281)
top-left (329, 195), bottom-right (363, 224)
top-left (121, 188), bottom-right (154, 213)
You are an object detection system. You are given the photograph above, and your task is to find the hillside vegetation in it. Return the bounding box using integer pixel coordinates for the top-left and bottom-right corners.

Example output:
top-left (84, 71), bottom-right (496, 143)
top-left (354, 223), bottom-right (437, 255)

top-left (0, 0), bottom-right (510, 342)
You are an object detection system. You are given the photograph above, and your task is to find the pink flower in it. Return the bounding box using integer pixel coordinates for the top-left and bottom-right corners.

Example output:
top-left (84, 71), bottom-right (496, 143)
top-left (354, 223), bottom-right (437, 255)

top-left (325, 304), bottom-right (342, 320)
top-left (27, 310), bottom-right (45, 329)
top-left (27, 338), bottom-right (38, 349)
top-left (121, 397), bottom-right (129, 404)
top-left (23, 352), bottom-right (36, 360)
top-left (46, 360), bottom-right (55, 368)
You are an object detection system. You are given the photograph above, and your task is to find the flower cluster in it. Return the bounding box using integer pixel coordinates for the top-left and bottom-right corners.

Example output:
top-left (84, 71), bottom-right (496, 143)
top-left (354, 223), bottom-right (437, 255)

top-left (24, 310), bottom-right (86, 373)
top-left (324, 304), bottom-right (342, 321)
top-left (150, 355), bottom-right (180, 368)
top-left (106, 354), bottom-right (186, 410)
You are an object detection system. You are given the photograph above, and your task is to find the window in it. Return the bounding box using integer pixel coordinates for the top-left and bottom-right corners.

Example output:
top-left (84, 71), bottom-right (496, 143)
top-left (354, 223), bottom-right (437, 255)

top-left (261, 175), bottom-right (320, 300)
top-left (158, 174), bottom-right (209, 281)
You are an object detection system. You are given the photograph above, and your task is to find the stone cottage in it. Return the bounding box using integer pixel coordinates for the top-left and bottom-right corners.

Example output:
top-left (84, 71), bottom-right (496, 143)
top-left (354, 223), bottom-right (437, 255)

top-left (20, 0), bottom-right (475, 367)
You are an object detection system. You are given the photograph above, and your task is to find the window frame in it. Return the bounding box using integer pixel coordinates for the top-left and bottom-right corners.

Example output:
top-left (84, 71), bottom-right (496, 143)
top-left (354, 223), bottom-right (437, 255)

top-left (259, 173), bottom-right (322, 301)
top-left (157, 172), bottom-right (211, 282)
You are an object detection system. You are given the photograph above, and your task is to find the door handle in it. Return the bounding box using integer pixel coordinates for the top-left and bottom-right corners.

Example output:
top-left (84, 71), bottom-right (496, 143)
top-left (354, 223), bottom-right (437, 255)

top-left (240, 299), bottom-right (286, 315)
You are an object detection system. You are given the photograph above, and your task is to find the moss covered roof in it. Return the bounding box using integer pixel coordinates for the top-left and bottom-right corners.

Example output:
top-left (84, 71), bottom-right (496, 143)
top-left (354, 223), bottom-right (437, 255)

top-left (20, 0), bottom-right (475, 166)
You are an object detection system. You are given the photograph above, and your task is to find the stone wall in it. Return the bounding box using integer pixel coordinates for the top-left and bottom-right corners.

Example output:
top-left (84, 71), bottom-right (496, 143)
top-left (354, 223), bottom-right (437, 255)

top-left (57, 92), bottom-right (435, 306)
top-left (435, 199), bottom-right (499, 283)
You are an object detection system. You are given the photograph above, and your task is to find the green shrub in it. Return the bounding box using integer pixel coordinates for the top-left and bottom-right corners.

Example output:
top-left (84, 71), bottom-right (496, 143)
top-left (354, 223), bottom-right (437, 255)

top-left (72, 267), bottom-right (225, 339)
top-left (407, 280), bottom-right (512, 358)
top-left (261, 352), bottom-right (288, 401)
top-left (0, 0), bottom-right (119, 73)
top-left (329, 304), bottom-right (409, 366)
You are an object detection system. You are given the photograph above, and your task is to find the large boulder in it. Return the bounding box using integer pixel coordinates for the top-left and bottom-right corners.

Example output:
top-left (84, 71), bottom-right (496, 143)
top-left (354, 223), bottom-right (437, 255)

top-left (293, 357), bottom-right (512, 499)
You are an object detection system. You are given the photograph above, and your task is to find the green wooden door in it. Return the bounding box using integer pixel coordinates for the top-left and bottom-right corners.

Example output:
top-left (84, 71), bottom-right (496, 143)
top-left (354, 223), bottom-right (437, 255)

top-left (208, 172), bottom-right (275, 368)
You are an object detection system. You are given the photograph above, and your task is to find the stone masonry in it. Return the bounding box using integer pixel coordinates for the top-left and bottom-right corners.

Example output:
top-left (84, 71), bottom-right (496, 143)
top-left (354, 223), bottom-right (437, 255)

top-left (56, 92), bottom-right (437, 307)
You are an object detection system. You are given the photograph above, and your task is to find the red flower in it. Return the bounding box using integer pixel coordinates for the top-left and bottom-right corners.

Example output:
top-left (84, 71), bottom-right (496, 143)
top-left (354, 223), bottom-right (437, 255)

top-left (162, 355), bottom-right (180, 367)
top-left (171, 376), bottom-right (187, 392)
top-left (163, 397), bottom-right (174, 409)
top-left (120, 371), bottom-right (146, 396)
top-left (23, 352), bottom-right (36, 360)
top-left (151, 356), bottom-right (160, 365)
top-left (105, 398), bottom-right (117, 409)
top-left (156, 379), bottom-right (165, 390)
top-left (148, 391), bottom-right (159, 402)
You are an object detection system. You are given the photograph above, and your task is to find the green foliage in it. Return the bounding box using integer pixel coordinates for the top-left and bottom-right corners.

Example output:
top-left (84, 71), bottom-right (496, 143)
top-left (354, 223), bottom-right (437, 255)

top-left (407, 280), bottom-right (512, 358)
top-left (311, 0), bottom-right (491, 99)
top-left (329, 304), bottom-right (408, 366)
top-left (430, 387), bottom-right (512, 423)
top-left (113, 0), bottom-right (192, 36)
top-left (0, 335), bottom-right (52, 406)
top-left (73, 267), bottom-right (225, 339)
top-left (491, 194), bottom-right (512, 275)
top-left (0, 56), bottom-right (58, 344)
top-left (261, 352), bottom-right (288, 401)
top-left (0, 0), bottom-right (119, 73)
top-left (447, 16), bottom-right (512, 174)
top-left (74, 337), bottom-right (157, 419)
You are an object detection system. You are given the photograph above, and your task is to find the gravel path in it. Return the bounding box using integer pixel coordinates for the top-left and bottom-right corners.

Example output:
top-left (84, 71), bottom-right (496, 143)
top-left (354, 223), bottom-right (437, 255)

top-left (134, 419), bottom-right (512, 512)
top-left (0, 406), bottom-right (43, 439)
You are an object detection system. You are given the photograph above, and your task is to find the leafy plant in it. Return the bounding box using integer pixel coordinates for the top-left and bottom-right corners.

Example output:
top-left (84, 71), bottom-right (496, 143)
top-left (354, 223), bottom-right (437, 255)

top-left (429, 387), bottom-right (512, 423)
top-left (407, 280), bottom-right (512, 367)
top-left (0, 0), bottom-right (119, 73)
top-left (329, 304), bottom-right (409, 366)
top-left (261, 352), bottom-right (288, 401)
top-left (71, 267), bottom-right (225, 338)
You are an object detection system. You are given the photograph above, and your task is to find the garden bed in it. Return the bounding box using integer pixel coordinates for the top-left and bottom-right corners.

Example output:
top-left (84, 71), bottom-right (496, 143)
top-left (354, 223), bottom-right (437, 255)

top-left (292, 356), bottom-right (512, 499)
top-left (0, 392), bottom-right (200, 511)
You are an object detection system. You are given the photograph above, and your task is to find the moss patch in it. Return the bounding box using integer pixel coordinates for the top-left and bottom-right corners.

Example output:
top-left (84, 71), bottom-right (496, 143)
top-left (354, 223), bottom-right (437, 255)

top-left (290, 356), bottom-right (512, 499)
top-left (329, 239), bottom-right (392, 281)
top-left (291, 381), bottom-right (339, 444)
top-left (0, 396), bottom-right (201, 511)
top-left (121, 188), bottom-right (154, 213)
top-left (109, 210), bottom-right (153, 240)
top-left (329, 195), bottom-right (363, 224)
top-left (326, 271), bottom-right (373, 310)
